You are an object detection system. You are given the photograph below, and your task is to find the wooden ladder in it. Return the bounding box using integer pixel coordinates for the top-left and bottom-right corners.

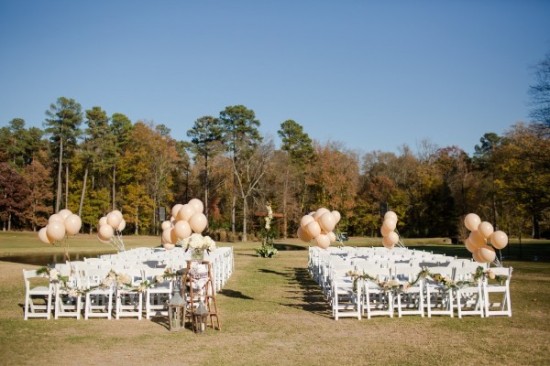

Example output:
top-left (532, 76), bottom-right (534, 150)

top-left (184, 260), bottom-right (221, 331)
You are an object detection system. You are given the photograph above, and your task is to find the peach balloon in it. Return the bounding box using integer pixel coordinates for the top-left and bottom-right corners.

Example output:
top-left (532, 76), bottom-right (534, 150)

top-left (170, 228), bottom-right (179, 244)
top-left (384, 211), bottom-right (398, 222)
top-left (300, 215), bottom-right (314, 228)
top-left (189, 213), bottom-right (208, 233)
top-left (117, 219), bottom-right (126, 232)
top-left (58, 209), bottom-right (72, 220)
top-left (469, 230), bottom-right (486, 248)
top-left (328, 231), bottom-right (337, 242)
top-left (111, 209), bottom-right (123, 220)
top-left (161, 228), bottom-right (173, 244)
top-left (382, 218), bottom-right (396, 232)
top-left (64, 214), bottom-right (82, 235)
top-left (297, 227), bottom-right (313, 242)
top-left (97, 234), bottom-right (110, 244)
top-left (48, 213), bottom-right (64, 225)
top-left (161, 220), bottom-right (172, 231)
top-left (46, 222), bottom-right (66, 242)
top-left (477, 245), bottom-right (496, 263)
top-left (174, 220), bottom-right (192, 239)
top-left (380, 225), bottom-right (393, 237)
top-left (464, 237), bottom-right (477, 253)
top-left (472, 249), bottom-right (484, 263)
top-left (98, 216), bottom-right (108, 227)
top-left (313, 207), bottom-right (330, 221)
top-left (490, 230), bottom-right (508, 249)
top-left (171, 204), bottom-right (183, 219)
top-left (306, 221), bottom-right (321, 238)
top-left (188, 198), bottom-right (204, 214)
top-left (386, 231), bottom-right (399, 245)
top-left (382, 236), bottom-right (395, 249)
top-left (464, 213), bottom-right (481, 232)
top-left (315, 234), bottom-right (331, 249)
top-left (478, 221), bottom-right (494, 239)
top-left (319, 212), bottom-right (336, 233)
top-left (331, 210), bottom-right (341, 224)
top-left (38, 227), bottom-right (51, 244)
top-left (177, 204), bottom-right (195, 222)
top-left (107, 211), bottom-right (122, 229)
top-left (98, 224), bottom-right (114, 241)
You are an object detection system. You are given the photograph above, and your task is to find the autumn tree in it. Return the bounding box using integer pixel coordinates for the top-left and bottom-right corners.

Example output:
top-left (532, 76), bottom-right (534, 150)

top-left (0, 163), bottom-right (31, 230)
top-left (22, 159), bottom-right (53, 230)
top-left (44, 97), bottom-right (83, 212)
top-left (187, 116), bottom-right (224, 219)
top-left (219, 105), bottom-right (264, 240)
top-left (277, 120), bottom-right (315, 237)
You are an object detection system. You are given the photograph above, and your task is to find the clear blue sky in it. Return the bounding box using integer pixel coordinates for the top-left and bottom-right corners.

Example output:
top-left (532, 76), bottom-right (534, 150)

top-left (1, 0), bottom-right (549, 155)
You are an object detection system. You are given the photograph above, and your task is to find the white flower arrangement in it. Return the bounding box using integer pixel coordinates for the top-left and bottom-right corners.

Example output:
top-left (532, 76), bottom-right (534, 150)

top-left (182, 233), bottom-right (216, 252)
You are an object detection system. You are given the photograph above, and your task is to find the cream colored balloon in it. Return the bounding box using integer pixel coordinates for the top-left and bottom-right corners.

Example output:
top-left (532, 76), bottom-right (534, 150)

top-left (117, 219), bottom-right (126, 232)
top-left (319, 212), bottom-right (336, 233)
top-left (46, 222), bottom-right (66, 242)
top-left (478, 221), bottom-right (494, 239)
top-left (468, 230), bottom-right (486, 248)
top-left (38, 227), bottom-right (51, 244)
top-left (107, 211), bottom-right (122, 229)
top-left (297, 227), bottom-right (313, 242)
top-left (464, 213), bottom-right (481, 232)
top-left (174, 220), bottom-right (192, 239)
top-left (477, 245), bottom-right (496, 263)
top-left (381, 224), bottom-right (393, 237)
top-left (161, 228), bottom-right (173, 244)
top-left (382, 236), bottom-right (395, 249)
top-left (300, 214), bottom-right (315, 228)
top-left (188, 198), bottom-right (204, 214)
top-left (98, 216), bottom-right (108, 227)
top-left (384, 211), bottom-right (398, 222)
top-left (490, 230), bottom-right (508, 250)
top-left (331, 210), bottom-right (341, 224)
top-left (189, 213), bottom-right (208, 233)
top-left (58, 209), bottom-right (73, 220)
top-left (315, 234), bottom-right (331, 249)
top-left (177, 204), bottom-right (195, 222)
top-left (161, 220), bottom-right (172, 231)
top-left (313, 207), bottom-right (330, 221)
top-left (171, 204), bottom-right (183, 219)
top-left (64, 214), bottom-right (82, 235)
top-left (48, 213), bottom-right (64, 225)
top-left (327, 231), bottom-right (337, 242)
top-left (382, 218), bottom-right (397, 232)
top-left (98, 224), bottom-right (114, 241)
top-left (306, 221), bottom-right (321, 238)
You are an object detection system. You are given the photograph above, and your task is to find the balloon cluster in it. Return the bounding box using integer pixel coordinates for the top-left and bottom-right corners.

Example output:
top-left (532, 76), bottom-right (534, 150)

top-left (380, 211), bottom-right (400, 250)
top-left (97, 210), bottom-right (126, 251)
top-left (38, 209), bottom-right (82, 244)
top-left (161, 198), bottom-right (207, 248)
top-left (463, 213), bottom-right (509, 264)
top-left (296, 207), bottom-right (341, 249)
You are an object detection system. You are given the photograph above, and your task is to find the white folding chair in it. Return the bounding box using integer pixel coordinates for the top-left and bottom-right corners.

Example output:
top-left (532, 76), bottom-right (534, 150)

top-left (330, 268), bottom-right (361, 320)
top-left (23, 269), bottom-right (54, 320)
top-left (483, 267), bottom-right (513, 317)
top-left (394, 267), bottom-right (424, 318)
top-left (143, 268), bottom-right (173, 319)
top-left (115, 269), bottom-right (144, 320)
top-left (454, 266), bottom-right (484, 318)
top-left (424, 266), bottom-right (455, 318)
top-left (361, 267), bottom-right (394, 319)
top-left (53, 267), bottom-right (83, 320)
top-left (83, 268), bottom-right (113, 320)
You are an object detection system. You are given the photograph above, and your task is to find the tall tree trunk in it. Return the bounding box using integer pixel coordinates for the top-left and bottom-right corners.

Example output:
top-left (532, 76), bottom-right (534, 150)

top-left (7, 212), bottom-right (11, 231)
top-left (112, 165), bottom-right (116, 210)
top-left (78, 164), bottom-right (88, 218)
top-left (282, 166), bottom-right (289, 238)
top-left (55, 139), bottom-right (63, 213)
top-left (204, 154), bottom-right (209, 219)
top-left (65, 163), bottom-right (69, 209)
top-left (242, 196), bottom-right (248, 242)
top-left (134, 205), bottom-right (139, 235)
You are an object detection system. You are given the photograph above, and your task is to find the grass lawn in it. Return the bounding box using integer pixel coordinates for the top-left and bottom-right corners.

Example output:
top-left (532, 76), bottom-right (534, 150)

top-left (0, 232), bottom-right (549, 365)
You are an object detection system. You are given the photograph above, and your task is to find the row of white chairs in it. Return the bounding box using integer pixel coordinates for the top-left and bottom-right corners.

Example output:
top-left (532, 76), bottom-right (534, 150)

top-left (23, 246), bottom-right (234, 320)
top-left (308, 246), bottom-right (513, 320)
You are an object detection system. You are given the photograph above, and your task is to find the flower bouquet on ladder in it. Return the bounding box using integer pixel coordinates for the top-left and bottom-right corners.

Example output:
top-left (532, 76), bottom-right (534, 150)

top-left (183, 233), bottom-right (216, 261)
top-left (256, 202), bottom-right (278, 258)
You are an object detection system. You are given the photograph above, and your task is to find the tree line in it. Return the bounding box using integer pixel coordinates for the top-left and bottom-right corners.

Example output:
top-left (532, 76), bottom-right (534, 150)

top-left (1, 54), bottom-right (549, 240)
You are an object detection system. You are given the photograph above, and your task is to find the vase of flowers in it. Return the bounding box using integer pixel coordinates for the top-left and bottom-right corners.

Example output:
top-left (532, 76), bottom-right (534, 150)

top-left (182, 233), bottom-right (216, 261)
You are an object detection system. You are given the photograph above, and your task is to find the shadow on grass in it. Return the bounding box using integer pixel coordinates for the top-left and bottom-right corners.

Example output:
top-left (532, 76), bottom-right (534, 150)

top-left (284, 267), bottom-right (331, 317)
top-left (219, 289), bottom-right (254, 300)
